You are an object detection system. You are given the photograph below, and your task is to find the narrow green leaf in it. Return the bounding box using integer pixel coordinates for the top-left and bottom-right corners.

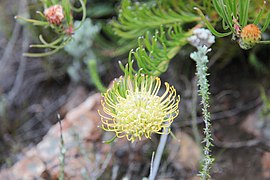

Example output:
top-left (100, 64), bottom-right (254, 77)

top-left (15, 16), bottom-right (49, 26)
top-left (38, 35), bottom-right (64, 46)
top-left (239, 0), bottom-right (250, 26)
top-left (194, 7), bottom-right (232, 37)
top-left (254, 8), bottom-right (264, 25)
top-left (258, 40), bottom-right (270, 44)
top-left (23, 48), bottom-right (60, 57)
top-left (74, 0), bottom-right (87, 31)
top-left (87, 59), bottom-right (107, 93)
top-left (212, 0), bottom-right (224, 17)
top-left (102, 135), bottom-right (117, 144)
top-left (262, 11), bottom-right (270, 32)
top-left (219, 0), bottom-right (233, 30)
top-left (62, 0), bottom-right (72, 25)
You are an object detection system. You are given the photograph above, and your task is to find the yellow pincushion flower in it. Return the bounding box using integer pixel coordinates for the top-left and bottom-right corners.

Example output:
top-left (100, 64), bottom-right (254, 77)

top-left (99, 74), bottom-right (180, 142)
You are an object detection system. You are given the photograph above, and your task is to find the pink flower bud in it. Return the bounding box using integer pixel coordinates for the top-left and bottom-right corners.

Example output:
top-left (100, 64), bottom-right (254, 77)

top-left (65, 26), bottom-right (74, 36)
top-left (44, 5), bottom-right (64, 25)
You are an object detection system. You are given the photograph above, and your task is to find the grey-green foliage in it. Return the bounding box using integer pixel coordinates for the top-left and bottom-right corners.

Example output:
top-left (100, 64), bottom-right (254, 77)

top-left (190, 46), bottom-right (214, 180)
top-left (64, 18), bottom-right (100, 81)
top-left (64, 18), bottom-right (100, 60)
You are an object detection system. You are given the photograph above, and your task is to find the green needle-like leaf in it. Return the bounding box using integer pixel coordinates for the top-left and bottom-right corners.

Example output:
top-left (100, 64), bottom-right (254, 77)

top-left (111, 0), bottom-right (200, 39)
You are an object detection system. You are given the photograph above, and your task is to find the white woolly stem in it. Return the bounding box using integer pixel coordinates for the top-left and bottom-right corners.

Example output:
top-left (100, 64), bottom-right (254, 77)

top-left (190, 46), bottom-right (214, 180)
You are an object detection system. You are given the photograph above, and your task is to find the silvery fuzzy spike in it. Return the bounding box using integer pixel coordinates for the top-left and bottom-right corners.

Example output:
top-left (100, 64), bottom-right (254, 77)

top-left (188, 28), bottom-right (215, 48)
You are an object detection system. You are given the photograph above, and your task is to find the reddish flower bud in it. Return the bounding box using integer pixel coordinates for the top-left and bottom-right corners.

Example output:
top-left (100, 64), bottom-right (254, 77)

top-left (239, 24), bottom-right (261, 49)
top-left (44, 5), bottom-right (64, 25)
top-left (65, 26), bottom-right (74, 36)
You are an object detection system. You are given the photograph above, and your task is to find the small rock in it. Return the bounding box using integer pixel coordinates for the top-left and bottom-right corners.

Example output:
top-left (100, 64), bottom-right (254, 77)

top-left (0, 93), bottom-right (105, 179)
top-left (241, 108), bottom-right (270, 144)
top-left (59, 86), bottom-right (88, 116)
top-left (168, 131), bottom-right (201, 170)
top-left (12, 154), bottom-right (46, 179)
top-left (0, 169), bottom-right (15, 180)
top-left (240, 111), bottom-right (262, 138)
top-left (262, 152), bottom-right (270, 179)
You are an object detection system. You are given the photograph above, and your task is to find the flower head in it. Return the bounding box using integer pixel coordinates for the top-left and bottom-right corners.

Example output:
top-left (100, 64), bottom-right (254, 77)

top-left (239, 24), bottom-right (262, 49)
top-left (99, 74), bottom-right (180, 142)
top-left (44, 5), bottom-right (64, 25)
top-left (188, 28), bottom-right (215, 48)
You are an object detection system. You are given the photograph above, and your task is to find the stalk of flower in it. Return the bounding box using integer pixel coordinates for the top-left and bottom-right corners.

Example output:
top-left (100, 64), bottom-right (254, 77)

top-left (99, 74), bottom-right (180, 143)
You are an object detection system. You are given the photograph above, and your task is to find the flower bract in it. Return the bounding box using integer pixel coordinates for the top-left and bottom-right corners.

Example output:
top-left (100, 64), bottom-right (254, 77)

top-left (99, 74), bottom-right (180, 142)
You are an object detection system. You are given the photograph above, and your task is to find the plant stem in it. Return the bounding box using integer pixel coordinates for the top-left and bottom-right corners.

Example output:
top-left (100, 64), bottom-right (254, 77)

top-left (58, 114), bottom-right (66, 180)
top-left (148, 128), bottom-right (169, 180)
top-left (190, 46), bottom-right (213, 180)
